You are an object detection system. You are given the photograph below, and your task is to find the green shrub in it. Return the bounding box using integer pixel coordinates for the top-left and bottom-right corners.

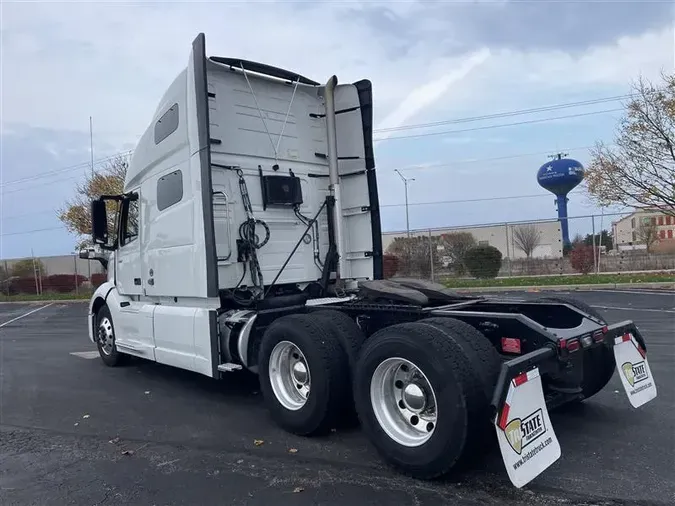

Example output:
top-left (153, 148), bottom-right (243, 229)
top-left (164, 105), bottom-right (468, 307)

top-left (464, 245), bottom-right (503, 279)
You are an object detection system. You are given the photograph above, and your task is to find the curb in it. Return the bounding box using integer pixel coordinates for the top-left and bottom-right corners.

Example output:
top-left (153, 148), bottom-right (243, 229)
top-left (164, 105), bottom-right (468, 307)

top-left (452, 281), bottom-right (675, 293)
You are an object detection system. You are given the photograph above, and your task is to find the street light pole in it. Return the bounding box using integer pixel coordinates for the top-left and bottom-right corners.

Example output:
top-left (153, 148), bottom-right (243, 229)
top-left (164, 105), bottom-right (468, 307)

top-left (395, 169), bottom-right (414, 237)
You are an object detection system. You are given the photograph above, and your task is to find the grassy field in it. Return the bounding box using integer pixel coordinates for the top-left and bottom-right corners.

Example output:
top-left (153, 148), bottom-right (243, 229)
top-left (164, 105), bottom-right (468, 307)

top-left (442, 272), bottom-right (675, 288)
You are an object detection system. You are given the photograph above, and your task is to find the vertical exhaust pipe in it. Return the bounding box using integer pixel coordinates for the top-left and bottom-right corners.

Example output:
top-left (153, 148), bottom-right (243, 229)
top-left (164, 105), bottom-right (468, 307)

top-left (323, 75), bottom-right (346, 279)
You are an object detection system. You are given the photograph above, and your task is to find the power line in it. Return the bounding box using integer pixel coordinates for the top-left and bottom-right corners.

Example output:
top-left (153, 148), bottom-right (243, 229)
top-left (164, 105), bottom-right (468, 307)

top-left (2, 190), bottom-right (587, 238)
top-left (1, 95), bottom-right (625, 192)
top-left (373, 94), bottom-right (631, 133)
top-left (374, 108), bottom-right (624, 142)
top-left (379, 144), bottom-right (604, 173)
top-left (2, 174), bottom-right (83, 195)
top-left (0, 150), bottom-right (132, 188)
top-left (0, 225), bottom-right (66, 237)
top-left (380, 190), bottom-right (583, 208)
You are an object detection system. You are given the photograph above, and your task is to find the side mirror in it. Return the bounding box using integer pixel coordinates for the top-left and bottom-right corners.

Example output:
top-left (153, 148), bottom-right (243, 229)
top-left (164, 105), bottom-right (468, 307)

top-left (91, 200), bottom-right (109, 246)
top-left (79, 246), bottom-right (109, 270)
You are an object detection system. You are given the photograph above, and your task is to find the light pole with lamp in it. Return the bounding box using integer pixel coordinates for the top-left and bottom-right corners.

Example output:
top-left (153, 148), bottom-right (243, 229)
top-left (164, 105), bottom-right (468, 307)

top-left (395, 169), bottom-right (415, 276)
top-left (394, 169), bottom-right (414, 238)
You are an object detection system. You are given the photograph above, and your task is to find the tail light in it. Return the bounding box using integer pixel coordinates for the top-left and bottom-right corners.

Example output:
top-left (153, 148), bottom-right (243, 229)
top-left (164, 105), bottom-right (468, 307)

top-left (559, 337), bottom-right (581, 352)
top-left (501, 337), bottom-right (521, 354)
top-left (592, 330), bottom-right (605, 342)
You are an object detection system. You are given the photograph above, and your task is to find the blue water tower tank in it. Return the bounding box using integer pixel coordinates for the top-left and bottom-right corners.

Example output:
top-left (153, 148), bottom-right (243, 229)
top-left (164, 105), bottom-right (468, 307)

top-left (536, 156), bottom-right (585, 247)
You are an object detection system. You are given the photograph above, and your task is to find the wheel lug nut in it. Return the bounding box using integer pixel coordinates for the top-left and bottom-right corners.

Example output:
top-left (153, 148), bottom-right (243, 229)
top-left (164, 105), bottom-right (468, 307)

top-left (426, 422), bottom-right (434, 432)
top-left (410, 415), bottom-right (419, 425)
top-left (394, 380), bottom-right (403, 389)
top-left (398, 400), bottom-right (405, 409)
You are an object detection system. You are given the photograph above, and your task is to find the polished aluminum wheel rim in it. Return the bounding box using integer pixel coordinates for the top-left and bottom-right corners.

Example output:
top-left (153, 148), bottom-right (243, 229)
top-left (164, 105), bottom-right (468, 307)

top-left (370, 357), bottom-right (437, 447)
top-left (269, 341), bottom-right (311, 411)
top-left (98, 317), bottom-right (114, 356)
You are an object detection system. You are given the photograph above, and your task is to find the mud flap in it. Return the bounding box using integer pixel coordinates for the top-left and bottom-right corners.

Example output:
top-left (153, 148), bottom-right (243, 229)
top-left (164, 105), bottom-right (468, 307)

top-left (494, 368), bottom-right (561, 488)
top-left (613, 333), bottom-right (657, 408)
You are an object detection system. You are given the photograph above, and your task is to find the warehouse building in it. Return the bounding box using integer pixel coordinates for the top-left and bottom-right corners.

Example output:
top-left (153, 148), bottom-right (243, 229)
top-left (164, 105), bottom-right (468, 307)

top-left (382, 219), bottom-right (564, 260)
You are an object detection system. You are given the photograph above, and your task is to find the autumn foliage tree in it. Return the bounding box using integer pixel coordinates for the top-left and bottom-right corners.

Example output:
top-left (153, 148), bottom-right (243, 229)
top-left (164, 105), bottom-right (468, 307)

top-left (58, 155), bottom-right (128, 249)
top-left (584, 71), bottom-right (675, 216)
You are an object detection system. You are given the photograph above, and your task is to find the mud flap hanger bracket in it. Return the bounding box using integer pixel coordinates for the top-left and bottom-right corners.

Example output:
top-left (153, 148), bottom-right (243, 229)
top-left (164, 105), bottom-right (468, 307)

top-left (490, 347), bottom-right (557, 423)
top-left (603, 320), bottom-right (647, 352)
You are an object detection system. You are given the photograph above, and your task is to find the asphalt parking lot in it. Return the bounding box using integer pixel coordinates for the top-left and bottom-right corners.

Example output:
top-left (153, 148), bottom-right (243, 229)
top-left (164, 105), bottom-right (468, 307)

top-left (1, 289), bottom-right (673, 506)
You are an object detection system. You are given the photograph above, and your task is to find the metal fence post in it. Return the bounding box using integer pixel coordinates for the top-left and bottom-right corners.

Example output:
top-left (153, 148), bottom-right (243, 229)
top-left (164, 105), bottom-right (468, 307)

top-left (3, 259), bottom-right (8, 295)
top-left (74, 254), bottom-right (79, 295)
top-left (591, 215), bottom-right (598, 274)
top-left (428, 229), bottom-right (434, 283)
top-left (504, 223), bottom-right (511, 277)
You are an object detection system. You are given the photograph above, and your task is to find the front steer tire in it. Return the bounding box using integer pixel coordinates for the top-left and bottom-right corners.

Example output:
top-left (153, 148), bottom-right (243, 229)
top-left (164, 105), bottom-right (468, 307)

top-left (258, 313), bottom-right (350, 436)
top-left (95, 304), bottom-right (128, 367)
top-left (353, 322), bottom-right (484, 480)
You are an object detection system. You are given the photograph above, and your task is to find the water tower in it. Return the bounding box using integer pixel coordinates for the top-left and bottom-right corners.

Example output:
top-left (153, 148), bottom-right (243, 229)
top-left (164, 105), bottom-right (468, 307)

top-left (536, 153), bottom-right (585, 247)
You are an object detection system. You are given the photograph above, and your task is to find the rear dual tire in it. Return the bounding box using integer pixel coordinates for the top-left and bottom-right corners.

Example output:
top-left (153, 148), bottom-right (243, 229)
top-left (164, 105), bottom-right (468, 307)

top-left (257, 311), bottom-right (364, 436)
top-left (353, 319), bottom-right (498, 479)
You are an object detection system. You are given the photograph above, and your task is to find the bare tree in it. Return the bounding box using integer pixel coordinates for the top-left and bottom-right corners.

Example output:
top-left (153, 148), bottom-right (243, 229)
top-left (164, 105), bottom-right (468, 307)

top-left (386, 236), bottom-right (442, 279)
top-left (584, 71), bottom-right (675, 216)
top-left (512, 224), bottom-right (542, 258)
top-left (439, 231), bottom-right (476, 275)
top-left (636, 220), bottom-right (659, 253)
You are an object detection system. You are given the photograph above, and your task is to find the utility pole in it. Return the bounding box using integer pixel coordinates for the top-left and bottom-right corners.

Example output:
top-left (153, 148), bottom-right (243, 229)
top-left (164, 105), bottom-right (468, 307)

top-left (394, 169), bottom-right (415, 237)
top-left (90, 116), bottom-right (94, 177)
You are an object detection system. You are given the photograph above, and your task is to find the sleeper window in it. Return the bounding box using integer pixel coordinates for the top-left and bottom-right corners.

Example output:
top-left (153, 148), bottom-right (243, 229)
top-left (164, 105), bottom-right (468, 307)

top-left (157, 170), bottom-right (183, 211)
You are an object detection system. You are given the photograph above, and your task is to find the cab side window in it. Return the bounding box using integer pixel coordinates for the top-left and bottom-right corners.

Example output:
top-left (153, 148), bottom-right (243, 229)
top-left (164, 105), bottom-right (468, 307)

top-left (120, 196), bottom-right (139, 246)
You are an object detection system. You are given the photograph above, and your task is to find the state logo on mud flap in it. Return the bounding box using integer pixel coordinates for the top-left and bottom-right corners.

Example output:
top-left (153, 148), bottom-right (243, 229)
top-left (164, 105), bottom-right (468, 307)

top-left (621, 361), bottom-right (649, 387)
top-left (504, 408), bottom-right (547, 455)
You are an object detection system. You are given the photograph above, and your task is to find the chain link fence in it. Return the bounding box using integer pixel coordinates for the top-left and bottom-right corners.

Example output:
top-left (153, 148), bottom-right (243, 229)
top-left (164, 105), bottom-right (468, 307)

top-left (3, 210), bottom-right (674, 296)
top-left (0, 254), bottom-right (106, 297)
top-left (383, 211), bottom-right (675, 283)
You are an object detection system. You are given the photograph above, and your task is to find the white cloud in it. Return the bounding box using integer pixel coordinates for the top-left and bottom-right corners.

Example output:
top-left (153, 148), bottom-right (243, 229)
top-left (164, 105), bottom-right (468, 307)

top-left (373, 49), bottom-right (491, 142)
top-left (1, 2), bottom-right (672, 160)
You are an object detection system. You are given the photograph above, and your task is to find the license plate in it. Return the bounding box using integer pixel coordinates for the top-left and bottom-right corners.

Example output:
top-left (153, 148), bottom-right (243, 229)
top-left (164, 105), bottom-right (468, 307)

top-left (613, 333), bottom-right (657, 408)
top-left (494, 367), bottom-right (561, 488)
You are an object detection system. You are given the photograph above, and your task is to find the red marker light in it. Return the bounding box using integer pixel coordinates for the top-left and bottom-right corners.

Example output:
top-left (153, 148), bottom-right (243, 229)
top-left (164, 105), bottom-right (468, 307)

top-left (502, 337), bottom-right (521, 354)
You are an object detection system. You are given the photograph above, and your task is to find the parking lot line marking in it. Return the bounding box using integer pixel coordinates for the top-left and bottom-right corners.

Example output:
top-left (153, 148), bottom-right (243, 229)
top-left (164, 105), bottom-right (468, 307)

top-left (0, 303), bottom-right (54, 328)
top-left (583, 289), bottom-right (675, 296)
top-left (591, 305), bottom-right (675, 313)
top-left (70, 351), bottom-right (100, 359)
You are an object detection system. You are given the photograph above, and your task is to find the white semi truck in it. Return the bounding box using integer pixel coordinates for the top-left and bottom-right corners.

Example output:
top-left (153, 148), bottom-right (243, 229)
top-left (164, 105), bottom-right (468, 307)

top-left (82, 33), bottom-right (657, 488)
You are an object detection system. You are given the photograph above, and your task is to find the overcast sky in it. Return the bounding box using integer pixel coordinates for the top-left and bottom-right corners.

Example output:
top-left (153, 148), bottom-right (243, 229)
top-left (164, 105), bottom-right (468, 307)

top-left (1, 0), bottom-right (673, 259)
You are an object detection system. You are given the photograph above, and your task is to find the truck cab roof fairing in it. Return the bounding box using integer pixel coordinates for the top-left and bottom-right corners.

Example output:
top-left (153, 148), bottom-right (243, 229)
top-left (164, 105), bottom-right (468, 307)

top-left (208, 57), bottom-right (320, 86)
